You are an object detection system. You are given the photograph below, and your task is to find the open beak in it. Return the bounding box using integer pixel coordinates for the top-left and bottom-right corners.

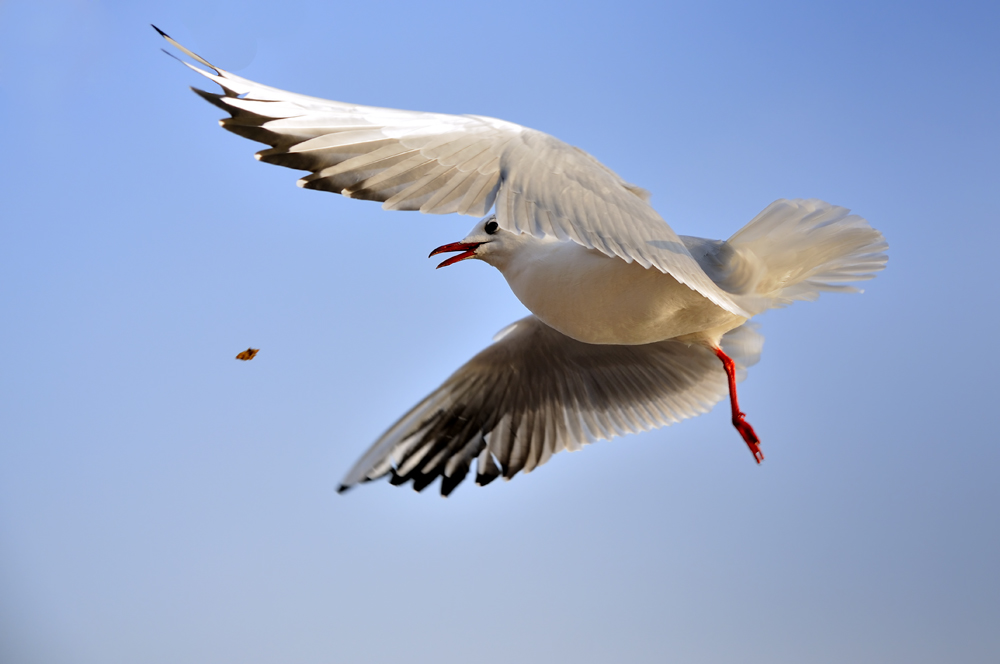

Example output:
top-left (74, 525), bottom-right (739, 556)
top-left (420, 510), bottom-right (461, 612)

top-left (428, 241), bottom-right (482, 269)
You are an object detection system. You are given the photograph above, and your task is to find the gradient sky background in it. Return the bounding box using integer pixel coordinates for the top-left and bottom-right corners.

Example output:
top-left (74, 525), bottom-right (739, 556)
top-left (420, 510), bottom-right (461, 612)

top-left (1, 1), bottom-right (998, 662)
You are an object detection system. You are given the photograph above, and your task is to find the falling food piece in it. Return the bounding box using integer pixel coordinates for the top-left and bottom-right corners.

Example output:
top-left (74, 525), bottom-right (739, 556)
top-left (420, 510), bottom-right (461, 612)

top-left (235, 348), bottom-right (259, 361)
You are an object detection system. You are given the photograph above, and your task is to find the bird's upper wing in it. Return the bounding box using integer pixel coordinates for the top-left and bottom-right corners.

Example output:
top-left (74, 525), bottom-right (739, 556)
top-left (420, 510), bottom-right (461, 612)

top-left (158, 29), bottom-right (749, 317)
top-left (339, 316), bottom-right (762, 496)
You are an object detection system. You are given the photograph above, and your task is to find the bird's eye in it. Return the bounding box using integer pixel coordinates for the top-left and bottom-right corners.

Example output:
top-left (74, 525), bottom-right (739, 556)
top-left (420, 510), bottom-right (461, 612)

top-left (485, 220), bottom-right (499, 235)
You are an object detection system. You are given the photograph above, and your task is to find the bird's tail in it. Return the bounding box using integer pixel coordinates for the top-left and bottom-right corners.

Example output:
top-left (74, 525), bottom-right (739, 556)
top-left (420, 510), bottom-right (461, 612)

top-left (727, 198), bottom-right (888, 308)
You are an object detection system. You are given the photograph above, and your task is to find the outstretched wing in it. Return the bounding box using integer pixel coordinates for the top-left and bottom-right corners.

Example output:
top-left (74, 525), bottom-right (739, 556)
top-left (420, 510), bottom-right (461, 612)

top-left (340, 317), bottom-right (763, 496)
top-left (157, 28), bottom-right (749, 316)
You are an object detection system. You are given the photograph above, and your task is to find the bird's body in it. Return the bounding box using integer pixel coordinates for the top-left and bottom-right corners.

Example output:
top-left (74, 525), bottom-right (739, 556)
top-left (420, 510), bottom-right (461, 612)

top-left (484, 233), bottom-right (746, 346)
top-left (157, 27), bottom-right (888, 495)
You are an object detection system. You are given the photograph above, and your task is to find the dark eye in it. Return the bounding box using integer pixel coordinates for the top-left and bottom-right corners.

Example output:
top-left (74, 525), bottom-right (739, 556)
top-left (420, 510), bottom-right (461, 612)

top-left (485, 220), bottom-right (499, 235)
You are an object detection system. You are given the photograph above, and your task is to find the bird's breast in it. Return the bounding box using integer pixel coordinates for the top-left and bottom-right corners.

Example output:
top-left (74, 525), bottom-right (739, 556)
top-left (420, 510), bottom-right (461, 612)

top-left (500, 242), bottom-right (744, 345)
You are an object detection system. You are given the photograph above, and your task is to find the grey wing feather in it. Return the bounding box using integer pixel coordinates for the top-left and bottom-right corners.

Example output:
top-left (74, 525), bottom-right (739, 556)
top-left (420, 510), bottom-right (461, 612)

top-left (158, 29), bottom-right (750, 317)
top-left (339, 317), bottom-right (763, 496)
top-left (496, 132), bottom-right (749, 315)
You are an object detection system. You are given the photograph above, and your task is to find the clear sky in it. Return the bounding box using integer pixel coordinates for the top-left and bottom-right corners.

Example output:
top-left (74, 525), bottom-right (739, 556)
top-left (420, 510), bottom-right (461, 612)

top-left (1, 1), bottom-right (998, 662)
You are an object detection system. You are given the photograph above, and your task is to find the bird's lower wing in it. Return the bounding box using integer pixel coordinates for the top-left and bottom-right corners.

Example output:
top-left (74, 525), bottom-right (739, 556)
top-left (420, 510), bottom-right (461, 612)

top-left (340, 317), bottom-right (762, 496)
top-left (158, 28), bottom-right (749, 316)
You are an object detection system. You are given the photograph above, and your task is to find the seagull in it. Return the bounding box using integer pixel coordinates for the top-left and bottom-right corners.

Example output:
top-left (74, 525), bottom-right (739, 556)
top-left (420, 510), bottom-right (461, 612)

top-left (156, 27), bottom-right (888, 496)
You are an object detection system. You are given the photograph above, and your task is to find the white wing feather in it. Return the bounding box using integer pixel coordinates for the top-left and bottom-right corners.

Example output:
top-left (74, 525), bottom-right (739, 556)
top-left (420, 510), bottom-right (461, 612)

top-left (339, 317), bottom-right (763, 495)
top-left (158, 28), bottom-right (750, 317)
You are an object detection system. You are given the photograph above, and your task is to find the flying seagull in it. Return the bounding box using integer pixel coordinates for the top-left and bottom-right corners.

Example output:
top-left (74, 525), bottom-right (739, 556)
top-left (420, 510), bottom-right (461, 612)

top-left (156, 27), bottom-right (888, 496)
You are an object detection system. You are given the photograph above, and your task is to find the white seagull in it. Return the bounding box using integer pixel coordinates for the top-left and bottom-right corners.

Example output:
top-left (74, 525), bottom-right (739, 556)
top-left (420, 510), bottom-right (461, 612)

top-left (157, 27), bottom-right (888, 496)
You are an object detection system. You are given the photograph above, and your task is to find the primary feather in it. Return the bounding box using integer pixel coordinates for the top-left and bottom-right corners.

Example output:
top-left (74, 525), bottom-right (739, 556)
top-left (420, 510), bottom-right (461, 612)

top-left (157, 27), bottom-right (750, 318)
top-left (340, 317), bottom-right (763, 496)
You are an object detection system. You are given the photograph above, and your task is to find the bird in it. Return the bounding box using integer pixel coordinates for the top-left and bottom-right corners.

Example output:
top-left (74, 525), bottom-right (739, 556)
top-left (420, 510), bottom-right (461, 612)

top-left (156, 26), bottom-right (888, 496)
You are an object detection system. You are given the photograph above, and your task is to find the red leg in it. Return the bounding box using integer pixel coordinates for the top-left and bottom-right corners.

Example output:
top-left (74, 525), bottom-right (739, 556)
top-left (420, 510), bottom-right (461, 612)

top-left (713, 347), bottom-right (764, 464)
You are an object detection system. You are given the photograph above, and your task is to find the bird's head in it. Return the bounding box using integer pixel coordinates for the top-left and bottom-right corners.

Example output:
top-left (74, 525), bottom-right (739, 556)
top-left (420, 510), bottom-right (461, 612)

top-left (429, 214), bottom-right (524, 270)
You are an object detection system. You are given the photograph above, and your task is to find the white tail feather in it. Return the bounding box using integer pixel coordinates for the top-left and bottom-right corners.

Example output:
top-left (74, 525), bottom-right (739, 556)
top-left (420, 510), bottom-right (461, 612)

top-left (728, 199), bottom-right (888, 308)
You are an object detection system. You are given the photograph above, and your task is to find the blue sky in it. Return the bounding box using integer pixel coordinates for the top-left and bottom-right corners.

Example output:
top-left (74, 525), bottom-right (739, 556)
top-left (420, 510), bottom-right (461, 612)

top-left (1, 1), bottom-right (998, 662)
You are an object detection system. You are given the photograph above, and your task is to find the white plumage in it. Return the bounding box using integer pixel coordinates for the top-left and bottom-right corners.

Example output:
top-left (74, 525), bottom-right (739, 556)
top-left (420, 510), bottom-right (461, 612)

top-left (157, 27), bottom-right (887, 496)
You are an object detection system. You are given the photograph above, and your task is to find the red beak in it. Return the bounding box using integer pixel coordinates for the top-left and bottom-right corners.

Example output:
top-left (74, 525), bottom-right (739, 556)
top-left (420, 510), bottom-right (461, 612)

top-left (428, 241), bottom-right (482, 269)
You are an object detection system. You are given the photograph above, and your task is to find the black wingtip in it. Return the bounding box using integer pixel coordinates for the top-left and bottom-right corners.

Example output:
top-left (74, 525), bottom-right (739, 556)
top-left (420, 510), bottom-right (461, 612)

top-left (151, 24), bottom-right (169, 38)
top-left (337, 484), bottom-right (350, 494)
top-left (160, 48), bottom-right (182, 63)
top-left (410, 474), bottom-right (436, 493)
top-left (440, 472), bottom-right (466, 497)
top-left (476, 473), bottom-right (498, 487)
